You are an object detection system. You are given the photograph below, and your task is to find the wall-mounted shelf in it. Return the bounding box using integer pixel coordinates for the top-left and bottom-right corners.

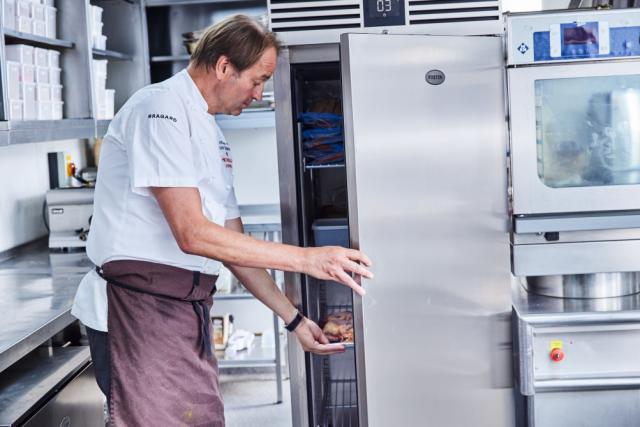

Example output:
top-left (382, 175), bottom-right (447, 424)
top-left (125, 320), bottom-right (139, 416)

top-left (151, 55), bottom-right (190, 62)
top-left (0, 119), bottom-right (96, 147)
top-left (216, 110), bottom-right (275, 130)
top-left (4, 30), bottom-right (74, 50)
top-left (96, 119), bottom-right (111, 138)
top-left (92, 48), bottom-right (133, 61)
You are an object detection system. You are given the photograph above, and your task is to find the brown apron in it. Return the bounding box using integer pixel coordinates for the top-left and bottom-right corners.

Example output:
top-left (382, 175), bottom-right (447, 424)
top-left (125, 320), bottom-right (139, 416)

top-left (97, 260), bottom-right (224, 427)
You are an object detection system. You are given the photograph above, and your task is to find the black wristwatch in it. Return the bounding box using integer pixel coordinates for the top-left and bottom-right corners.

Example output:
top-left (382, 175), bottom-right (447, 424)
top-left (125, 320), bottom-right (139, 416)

top-left (285, 312), bottom-right (304, 332)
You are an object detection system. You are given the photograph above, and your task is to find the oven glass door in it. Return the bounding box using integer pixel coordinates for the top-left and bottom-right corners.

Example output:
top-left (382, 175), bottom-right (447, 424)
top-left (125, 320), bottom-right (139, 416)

top-left (509, 61), bottom-right (640, 214)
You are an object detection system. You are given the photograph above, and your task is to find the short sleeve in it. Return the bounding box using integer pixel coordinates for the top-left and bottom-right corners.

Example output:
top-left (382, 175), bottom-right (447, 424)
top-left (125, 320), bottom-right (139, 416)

top-left (225, 187), bottom-right (241, 220)
top-left (126, 90), bottom-right (198, 197)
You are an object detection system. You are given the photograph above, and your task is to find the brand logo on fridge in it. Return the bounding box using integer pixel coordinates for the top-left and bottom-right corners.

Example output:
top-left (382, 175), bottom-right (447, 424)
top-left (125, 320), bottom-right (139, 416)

top-left (425, 70), bottom-right (445, 85)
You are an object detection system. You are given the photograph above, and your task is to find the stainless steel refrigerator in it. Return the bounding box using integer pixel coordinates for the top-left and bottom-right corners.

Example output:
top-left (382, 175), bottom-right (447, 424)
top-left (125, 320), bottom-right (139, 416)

top-left (275, 33), bottom-right (513, 427)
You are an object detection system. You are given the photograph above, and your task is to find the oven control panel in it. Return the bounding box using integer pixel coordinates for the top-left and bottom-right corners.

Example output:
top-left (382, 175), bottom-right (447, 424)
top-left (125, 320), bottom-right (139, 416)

top-left (507, 9), bottom-right (640, 65)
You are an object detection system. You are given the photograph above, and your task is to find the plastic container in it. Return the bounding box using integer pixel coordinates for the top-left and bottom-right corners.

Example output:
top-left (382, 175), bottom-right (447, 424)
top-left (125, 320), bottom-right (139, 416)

top-left (92, 59), bottom-right (108, 75)
top-left (48, 50), bottom-right (59, 68)
top-left (30, 2), bottom-right (45, 20)
top-left (104, 88), bottom-right (115, 119)
top-left (93, 34), bottom-right (107, 50)
top-left (50, 84), bottom-right (62, 102)
top-left (16, 0), bottom-right (29, 17)
top-left (4, 0), bottom-right (16, 30)
top-left (6, 61), bottom-right (21, 100)
top-left (36, 66), bottom-right (49, 84)
top-left (21, 63), bottom-right (35, 84)
top-left (5, 44), bottom-right (34, 64)
top-left (37, 101), bottom-right (52, 120)
top-left (22, 83), bottom-right (36, 120)
top-left (36, 83), bottom-right (50, 101)
top-left (9, 100), bottom-right (23, 120)
top-left (312, 218), bottom-right (349, 247)
top-left (92, 21), bottom-right (103, 38)
top-left (34, 47), bottom-right (48, 67)
top-left (32, 19), bottom-right (46, 37)
top-left (18, 16), bottom-right (31, 34)
top-left (51, 101), bottom-right (63, 120)
top-left (45, 6), bottom-right (56, 39)
top-left (91, 5), bottom-right (103, 29)
top-left (49, 67), bottom-right (61, 85)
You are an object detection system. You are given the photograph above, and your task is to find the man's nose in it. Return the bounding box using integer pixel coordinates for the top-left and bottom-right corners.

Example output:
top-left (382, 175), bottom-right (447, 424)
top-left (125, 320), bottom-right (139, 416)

top-left (252, 85), bottom-right (263, 101)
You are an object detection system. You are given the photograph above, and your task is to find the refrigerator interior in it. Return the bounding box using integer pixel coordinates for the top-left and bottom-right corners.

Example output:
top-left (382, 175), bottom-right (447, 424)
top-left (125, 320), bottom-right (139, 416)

top-left (291, 61), bottom-right (359, 427)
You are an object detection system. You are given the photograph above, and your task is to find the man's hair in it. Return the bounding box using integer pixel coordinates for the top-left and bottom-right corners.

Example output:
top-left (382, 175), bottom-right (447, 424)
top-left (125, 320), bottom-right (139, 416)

top-left (190, 15), bottom-right (281, 73)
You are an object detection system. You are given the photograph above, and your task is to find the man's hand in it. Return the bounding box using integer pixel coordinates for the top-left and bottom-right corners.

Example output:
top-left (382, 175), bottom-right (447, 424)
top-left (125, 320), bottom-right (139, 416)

top-left (303, 246), bottom-right (373, 296)
top-left (293, 317), bottom-right (346, 355)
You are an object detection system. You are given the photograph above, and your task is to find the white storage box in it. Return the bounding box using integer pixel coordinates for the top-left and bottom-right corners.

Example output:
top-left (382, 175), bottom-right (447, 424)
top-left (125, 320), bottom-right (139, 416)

top-left (93, 59), bottom-right (108, 75)
top-left (36, 83), bottom-right (50, 101)
top-left (16, 0), bottom-right (29, 17)
top-left (36, 66), bottom-right (49, 84)
top-left (9, 100), bottom-right (23, 120)
top-left (43, 0), bottom-right (54, 5)
top-left (32, 19), bottom-right (46, 37)
top-left (92, 21), bottom-right (103, 38)
top-left (37, 101), bottom-right (52, 120)
top-left (21, 63), bottom-right (35, 84)
top-left (48, 50), bottom-right (60, 68)
top-left (91, 5), bottom-right (103, 28)
top-left (50, 84), bottom-right (62, 102)
top-left (45, 6), bottom-right (56, 39)
top-left (104, 89), bottom-right (115, 119)
top-left (6, 62), bottom-right (21, 100)
top-left (93, 34), bottom-right (107, 50)
top-left (51, 101), bottom-right (63, 120)
top-left (5, 44), bottom-right (34, 64)
top-left (4, 0), bottom-right (16, 30)
top-left (18, 16), bottom-right (31, 33)
top-left (31, 2), bottom-right (45, 20)
top-left (93, 75), bottom-right (106, 95)
top-left (49, 67), bottom-right (61, 85)
top-left (34, 48), bottom-right (48, 67)
top-left (22, 83), bottom-right (36, 120)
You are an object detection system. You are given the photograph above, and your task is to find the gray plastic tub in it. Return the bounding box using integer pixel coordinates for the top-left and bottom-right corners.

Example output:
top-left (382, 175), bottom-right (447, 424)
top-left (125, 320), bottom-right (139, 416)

top-left (312, 218), bottom-right (348, 248)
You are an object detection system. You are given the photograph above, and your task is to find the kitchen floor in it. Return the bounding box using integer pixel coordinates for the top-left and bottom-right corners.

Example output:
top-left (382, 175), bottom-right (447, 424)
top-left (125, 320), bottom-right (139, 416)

top-left (220, 369), bottom-right (292, 427)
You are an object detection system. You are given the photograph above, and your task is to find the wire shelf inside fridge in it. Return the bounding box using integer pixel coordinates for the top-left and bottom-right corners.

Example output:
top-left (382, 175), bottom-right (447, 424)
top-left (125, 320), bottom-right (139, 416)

top-left (321, 358), bottom-right (358, 427)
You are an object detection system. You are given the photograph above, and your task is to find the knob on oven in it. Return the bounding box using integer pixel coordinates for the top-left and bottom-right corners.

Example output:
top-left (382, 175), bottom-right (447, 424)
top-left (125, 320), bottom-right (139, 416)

top-left (550, 348), bottom-right (564, 362)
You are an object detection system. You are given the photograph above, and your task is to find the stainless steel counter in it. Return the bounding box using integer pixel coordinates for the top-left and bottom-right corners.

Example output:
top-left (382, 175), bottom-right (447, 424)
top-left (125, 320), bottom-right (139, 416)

top-left (0, 241), bottom-right (91, 373)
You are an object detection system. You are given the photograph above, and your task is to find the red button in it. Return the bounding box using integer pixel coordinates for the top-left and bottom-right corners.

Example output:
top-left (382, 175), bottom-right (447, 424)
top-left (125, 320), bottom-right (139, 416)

top-left (550, 348), bottom-right (564, 362)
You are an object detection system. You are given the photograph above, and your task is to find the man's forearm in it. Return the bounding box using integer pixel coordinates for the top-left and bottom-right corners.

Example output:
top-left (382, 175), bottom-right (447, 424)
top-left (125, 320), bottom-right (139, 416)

top-left (225, 264), bottom-right (298, 324)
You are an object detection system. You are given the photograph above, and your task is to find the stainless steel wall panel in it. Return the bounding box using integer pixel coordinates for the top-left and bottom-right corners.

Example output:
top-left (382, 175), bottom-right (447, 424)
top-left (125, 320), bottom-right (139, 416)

top-left (341, 33), bottom-right (512, 427)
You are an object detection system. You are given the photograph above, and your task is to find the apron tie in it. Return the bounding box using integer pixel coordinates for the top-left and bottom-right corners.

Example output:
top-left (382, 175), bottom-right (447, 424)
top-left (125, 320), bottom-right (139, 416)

top-left (193, 300), bottom-right (213, 358)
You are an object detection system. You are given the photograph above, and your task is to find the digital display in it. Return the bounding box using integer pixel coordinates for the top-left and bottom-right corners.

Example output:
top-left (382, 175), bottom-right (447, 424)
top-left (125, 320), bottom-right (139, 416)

top-left (368, 0), bottom-right (401, 19)
top-left (363, 0), bottom-right (405, 27)
top-left (562, 22), bottom-right (598, 46)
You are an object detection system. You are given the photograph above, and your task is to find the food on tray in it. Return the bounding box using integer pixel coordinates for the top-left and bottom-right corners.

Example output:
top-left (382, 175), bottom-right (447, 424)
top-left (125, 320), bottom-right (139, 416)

top-left (321, 311), bottom-right (353, 343)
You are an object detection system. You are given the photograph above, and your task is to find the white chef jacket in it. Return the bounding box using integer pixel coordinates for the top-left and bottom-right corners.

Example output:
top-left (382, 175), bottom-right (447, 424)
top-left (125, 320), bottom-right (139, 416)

top-left (71, 69), bottom-right (240, 332)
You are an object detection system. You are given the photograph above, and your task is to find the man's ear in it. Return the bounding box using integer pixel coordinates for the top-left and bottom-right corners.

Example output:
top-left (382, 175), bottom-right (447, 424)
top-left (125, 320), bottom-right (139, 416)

top-left (215, 55), bottom-right (233, 80)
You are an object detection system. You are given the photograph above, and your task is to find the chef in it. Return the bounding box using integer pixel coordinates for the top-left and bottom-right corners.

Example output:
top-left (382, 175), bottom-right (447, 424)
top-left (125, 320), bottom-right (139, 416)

top-left (71, 15), bottom-right (373, 426)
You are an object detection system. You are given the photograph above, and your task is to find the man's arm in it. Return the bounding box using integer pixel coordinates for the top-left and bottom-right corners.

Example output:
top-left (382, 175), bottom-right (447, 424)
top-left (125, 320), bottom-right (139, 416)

top-left (223, 217), bottom-right (345, 355)
top-left (151, 187), bottom-right (372, 294)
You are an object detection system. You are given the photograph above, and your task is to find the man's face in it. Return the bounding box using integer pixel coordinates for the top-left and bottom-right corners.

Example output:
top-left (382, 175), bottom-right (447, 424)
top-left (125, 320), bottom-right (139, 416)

top-left (221, 47), bottom-right (276, 116)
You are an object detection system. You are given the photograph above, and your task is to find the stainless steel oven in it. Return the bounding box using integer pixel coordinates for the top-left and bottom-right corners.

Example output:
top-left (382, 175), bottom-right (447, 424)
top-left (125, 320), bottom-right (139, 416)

top-left (507, 9), bottom-right (640, 427)
top-left (507, 8), bottom-right (640, 217)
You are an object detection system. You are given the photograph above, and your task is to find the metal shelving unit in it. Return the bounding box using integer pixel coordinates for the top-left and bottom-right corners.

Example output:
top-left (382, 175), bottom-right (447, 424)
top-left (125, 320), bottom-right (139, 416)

top-left (0, 0), bottom-right (149, 146)
top-left (212, 221), bottom-right (285, 403)
top-left (144, 0), bottom-right (272, 130)
top-left (4, 30), bottom-right (74, 49)
top-left (92, 48), bottom-right (133, 61)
